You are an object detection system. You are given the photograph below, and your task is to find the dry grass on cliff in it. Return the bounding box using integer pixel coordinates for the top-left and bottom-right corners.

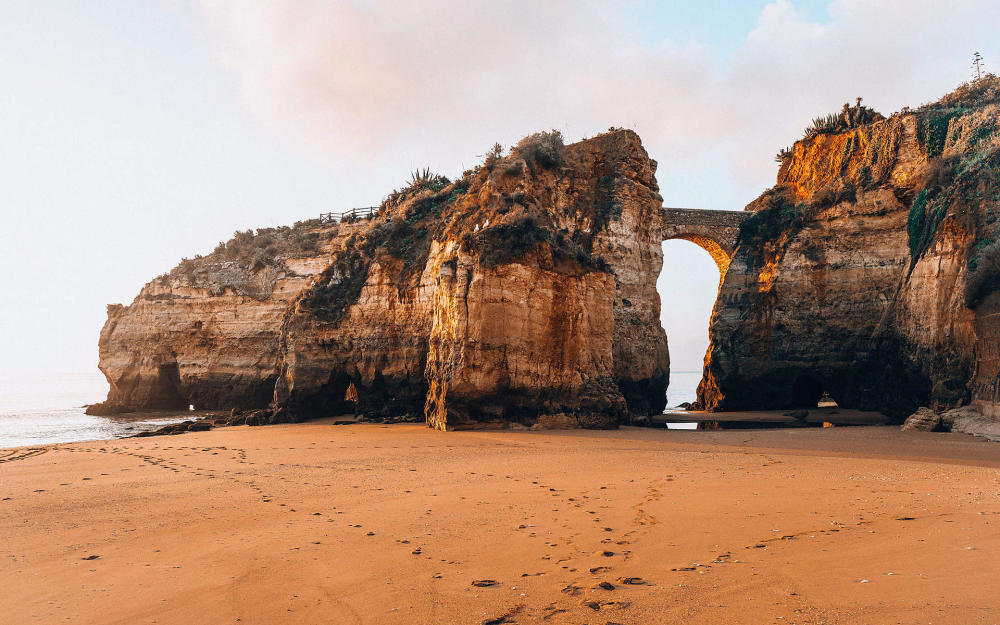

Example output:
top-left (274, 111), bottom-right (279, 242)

top-left (168, 221), bottom-right (328, 299)
top-left (919, 74), bottom-right (1000, 113)
top-left (209, 222), bottom-right (325, 268)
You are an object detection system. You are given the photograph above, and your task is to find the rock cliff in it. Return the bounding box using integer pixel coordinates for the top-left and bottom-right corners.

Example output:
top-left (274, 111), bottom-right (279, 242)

top-left (97, 79), bottom-right (1000, 428)
top-left (95, 130), bottom-right (669, 428)
top-left (699, 78), bottom-right (1000, 419)
top-left (89, 222), bottom-right (355, 414)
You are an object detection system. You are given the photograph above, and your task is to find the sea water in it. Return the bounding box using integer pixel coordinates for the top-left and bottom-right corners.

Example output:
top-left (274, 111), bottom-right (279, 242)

top-left (665, 370), bottom-right (700, 408)
top-left (664, 370), bottom-right (700, 430)
top-left (0, 369), bottom-right (705, 448)
top-left (0, 371), bottom-right (189, 448)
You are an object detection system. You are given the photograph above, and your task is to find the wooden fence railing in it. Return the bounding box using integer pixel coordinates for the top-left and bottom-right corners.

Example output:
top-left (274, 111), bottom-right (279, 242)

top-left (319, 206), bottom-right (379, 224)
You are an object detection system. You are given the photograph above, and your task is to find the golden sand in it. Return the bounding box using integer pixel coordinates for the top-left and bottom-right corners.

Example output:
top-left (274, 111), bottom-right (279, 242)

top-left (2, 422), bottom-right (999, 624)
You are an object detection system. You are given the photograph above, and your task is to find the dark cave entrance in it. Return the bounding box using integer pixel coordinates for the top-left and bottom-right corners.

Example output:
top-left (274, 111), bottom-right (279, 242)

top-left (791, 374), bottom-right (826, 408)
top-left (297, 371), bottom-right (356, 418)
top-left (151, 362), bottom-right (187, 410)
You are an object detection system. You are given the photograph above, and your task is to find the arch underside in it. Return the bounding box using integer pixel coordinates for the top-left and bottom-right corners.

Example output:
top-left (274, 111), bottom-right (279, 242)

top-left (666, 233), bottom-right (733, 280)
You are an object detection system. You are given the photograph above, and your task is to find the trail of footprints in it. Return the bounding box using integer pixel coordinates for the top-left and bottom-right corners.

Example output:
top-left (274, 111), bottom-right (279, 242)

top-left (470, 476), bottom-right (670, 621)
top-left (5, 441), bottom-right (844, 623)
top-left (0, 447), bottom-right (47, 464)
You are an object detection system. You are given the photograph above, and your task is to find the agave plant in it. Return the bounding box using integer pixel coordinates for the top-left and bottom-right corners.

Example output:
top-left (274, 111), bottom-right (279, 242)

top-left (406, 168), bottom-right (449, 191)
top-left (408, 168), bottom-right (435, 187)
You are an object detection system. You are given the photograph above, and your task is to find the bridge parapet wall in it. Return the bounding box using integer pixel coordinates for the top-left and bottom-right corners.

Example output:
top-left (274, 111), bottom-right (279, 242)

top-left (660, 207), bottom-right (748, 276)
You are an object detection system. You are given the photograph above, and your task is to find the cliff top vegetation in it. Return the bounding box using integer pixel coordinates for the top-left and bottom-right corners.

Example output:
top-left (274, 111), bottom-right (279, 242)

top-left (155, 219), bottom-right (333, 300)
top-left (297, 129), bottom-right (640, 323)
top-left (802, 97), bottom-right (884, 140)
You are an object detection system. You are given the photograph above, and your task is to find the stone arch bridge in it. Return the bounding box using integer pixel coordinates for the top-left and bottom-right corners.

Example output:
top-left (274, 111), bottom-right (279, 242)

top-left (661, 207), bottom-right (748, 277)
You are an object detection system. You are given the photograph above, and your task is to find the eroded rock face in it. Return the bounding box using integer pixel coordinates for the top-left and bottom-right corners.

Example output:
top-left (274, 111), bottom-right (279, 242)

top-left (699, 80), bottom-right (1000, 420)
top-left (96, 130), bottom-right (668, 428)
top-left (277, 130), bottom-right (666, 428)
top-left (92, 224), bottom-right (352, 414)
top-left (424, 242), bottom-right (623, 430)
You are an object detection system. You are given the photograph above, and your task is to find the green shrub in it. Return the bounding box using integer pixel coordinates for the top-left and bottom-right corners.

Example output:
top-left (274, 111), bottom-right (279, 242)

top-left (483, 143), bottom-right (504, 170)
top-left (739, 196), bottom-right (797, 242)
top-left (382, 168), bottom-right (451, 210)
top-left (466, 216), bottom-right (548, 267)
top-left (737, 191), bottom-right (816, 270)
top-left (964, 240), bottom-right (1000, 307)
top-left (810, 183), bottom-right (857, 207)
top-left (925, 154), bottom-right (960, 188)
top-left (907, 189), bottom-right (930, 255)
top-left (407, 168), bottom-right (450, 191)
top-left (512, 130), bottom-right (565, 169)
top-left (299, 241), bottom-right (372, 322)
top-left (804, 113), bottom-right (843, 137)
top-left (503, 160), bottom-right (525, 177)
top-left (917, 111), bottom-right (961, 158)
top-left (907, 187), bottom-right (948, 261)
top-left (461, 215), bottom-right (609, 271)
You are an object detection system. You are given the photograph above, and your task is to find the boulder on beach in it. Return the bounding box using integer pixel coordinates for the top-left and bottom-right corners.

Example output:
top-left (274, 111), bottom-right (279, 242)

top-left (900, 407), bottom-right (941, 432)
top-left (941, 406), bottom-right (1000, 442)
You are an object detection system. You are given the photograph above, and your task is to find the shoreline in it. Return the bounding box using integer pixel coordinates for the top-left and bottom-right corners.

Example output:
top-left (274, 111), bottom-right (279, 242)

top-left (3, 422), bottom-right (1000, 624)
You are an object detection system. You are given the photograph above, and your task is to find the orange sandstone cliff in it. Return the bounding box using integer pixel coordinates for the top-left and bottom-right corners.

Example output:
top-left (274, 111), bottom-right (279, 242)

top-left (95, 79), bottom-right (1000, 429)
top-left (94, 130), bottom-right (669, 429)
top-left (699, 78), bottom-right (1000, 419)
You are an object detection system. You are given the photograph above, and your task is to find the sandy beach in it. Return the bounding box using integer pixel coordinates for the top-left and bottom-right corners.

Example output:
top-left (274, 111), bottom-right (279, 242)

top-left (3, 422), bottom-right (1000, 625)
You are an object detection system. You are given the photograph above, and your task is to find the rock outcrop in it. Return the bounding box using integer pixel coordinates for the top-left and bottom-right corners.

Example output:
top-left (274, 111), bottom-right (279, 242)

top-left (96, 130), bottom-right (669, 429)
top-left (699, 78), bottom-right (1000, 420)
top-left (91, 224), bottom-right (348, 415)
top-left (900, 407), bottom-right (941, 431)
top-left (941, 405), bottom-right (1000, 441)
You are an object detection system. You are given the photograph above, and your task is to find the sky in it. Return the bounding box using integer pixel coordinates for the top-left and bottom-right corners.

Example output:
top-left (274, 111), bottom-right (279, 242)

top-left (1, 0), bottom-right (997, 404)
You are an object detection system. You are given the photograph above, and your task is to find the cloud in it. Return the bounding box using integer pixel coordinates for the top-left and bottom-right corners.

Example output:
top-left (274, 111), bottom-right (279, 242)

top-left (198, 0), bottom-right (1000, 199)
top-left (720, 0), bottom-right (1000, 183)
top-left (198, 0), bottom-right (718, 172)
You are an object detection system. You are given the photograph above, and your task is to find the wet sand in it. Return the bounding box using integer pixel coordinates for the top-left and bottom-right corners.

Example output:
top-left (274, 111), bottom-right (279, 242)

top-left (2, 422), bottom-right (999, 624)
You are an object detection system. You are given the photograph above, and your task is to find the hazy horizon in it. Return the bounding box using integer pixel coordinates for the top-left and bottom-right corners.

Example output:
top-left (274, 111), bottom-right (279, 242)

top-left (2, 1), bottom-right (998, 401)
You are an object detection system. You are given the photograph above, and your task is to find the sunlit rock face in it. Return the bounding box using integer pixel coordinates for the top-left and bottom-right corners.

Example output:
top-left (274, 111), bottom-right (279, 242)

top-left (277, 130), bottom-right (668, 428)
top-left (95, 130), bottom-right (669, 428)
top-left (91, 222), bottom-right (353, 415)
top-left (699, 80), bottom-right (1000, 420)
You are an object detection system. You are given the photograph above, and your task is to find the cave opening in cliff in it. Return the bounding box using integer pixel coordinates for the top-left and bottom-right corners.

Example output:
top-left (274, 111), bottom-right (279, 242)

top-left (657, 239), bottom-right (722, 409)
top-left (151, 362), bottom-right (188, 410)
top-left (293, 372), bottom-right (356, 418)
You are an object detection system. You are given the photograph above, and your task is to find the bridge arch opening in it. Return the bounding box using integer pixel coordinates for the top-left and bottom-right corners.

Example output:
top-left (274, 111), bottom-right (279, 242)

top-left (664, 234), bottom-right (732, 282)
top-left (657, 239), bottom-right (724, 409)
